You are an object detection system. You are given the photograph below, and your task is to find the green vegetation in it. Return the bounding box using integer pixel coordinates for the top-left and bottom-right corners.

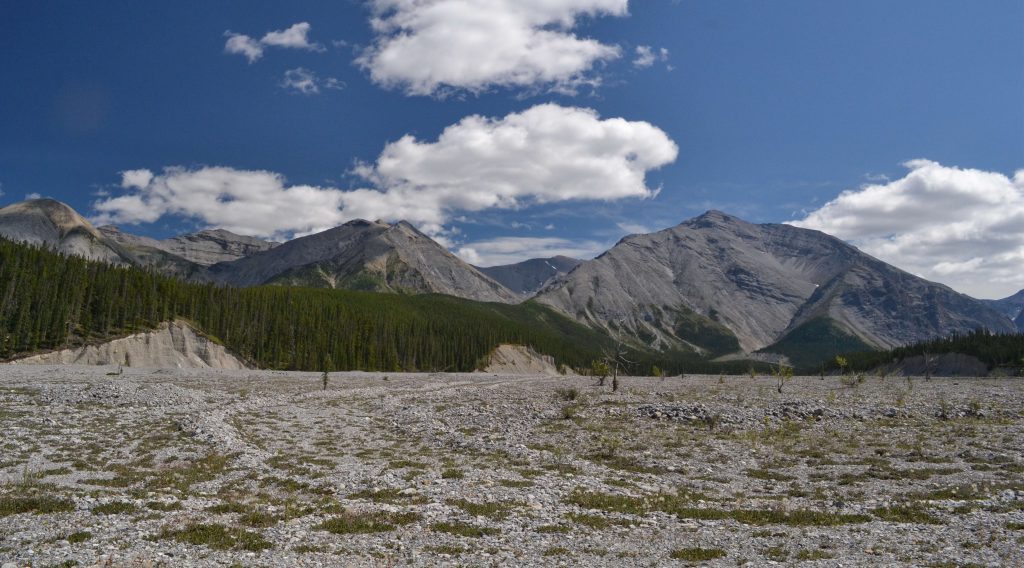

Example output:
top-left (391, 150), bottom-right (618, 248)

top-left (92, 501), bottom-right (137, 515)
top-left (0, 238), bottom-right (606, 370)
top-left (0, 495), bottom-right (75, 517)
top-left (670, 547), bottom-right (726, 561)
top-left (0, 238), bottom-right (770, 374)
top-left (670, 304), bottom-right (741, 356)
top-left (317, 511), bottom-right (420, 534)
top-left (66, 531), bottom-right (92, 544)
top-left (831, 329), bottom-right (1024, 374)
top-left (564, 490), bottom-right (871, 526)
top-left (761, 318), bottom-right (874, 371)
top-left (158, 523), bottom-right (272, 551)
top-left (430, 521), bottom-right (500, 538)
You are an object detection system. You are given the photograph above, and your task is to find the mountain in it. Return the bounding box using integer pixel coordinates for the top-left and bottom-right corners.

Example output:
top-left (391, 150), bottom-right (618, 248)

top-left (98, 225), bottom-right (277, 278)
top-left (535, 210), bottom-right (1014, 361)
top-left (982, 289), bottom-right (1024, 331)
top-left (205, 219), bottom-right (519, 303)
top-left (0, 199), bottom-right (127, 264)
top-left (477, 256), bottom-right (582, 296)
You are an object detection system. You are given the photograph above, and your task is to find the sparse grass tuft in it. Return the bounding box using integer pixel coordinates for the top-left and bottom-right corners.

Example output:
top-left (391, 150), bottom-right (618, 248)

top-left (431, 521), bottom-right (500, 538)
top-left (0, 495), bottom-right (75, 517)
top-left (670, 547), bottom-right (726, 561)
top-left (159, 522), bottom-right (272, 551)
top-left (872, 505), bottom-right (944, 525)
top-left (66, 531), bottom-right (92, 544)
top-left (317, 510), bottom-right (420, 534)
top-left (441, 468), bottom-right (465, 480)
top-left (92, 501), bottom-right (137, 515)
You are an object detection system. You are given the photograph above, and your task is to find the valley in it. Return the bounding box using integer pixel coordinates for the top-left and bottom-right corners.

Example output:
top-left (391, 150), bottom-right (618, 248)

top-left (1, 367), bottom-right (1021, 566)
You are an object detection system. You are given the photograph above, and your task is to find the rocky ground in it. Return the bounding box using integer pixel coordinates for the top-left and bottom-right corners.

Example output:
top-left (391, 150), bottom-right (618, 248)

top-left (0, 367), bottom-right (1022, 567)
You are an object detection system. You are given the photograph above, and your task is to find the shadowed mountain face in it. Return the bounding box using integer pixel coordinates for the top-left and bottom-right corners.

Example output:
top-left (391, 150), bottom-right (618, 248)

top-left (983, 290), bottom-right (1024, 331)
top-left (534, 211), bottom-right (1014, 355)
top-left (204, 219), bottom-right (519, 303)
top-left (477, 256), bottom-right (582, 296)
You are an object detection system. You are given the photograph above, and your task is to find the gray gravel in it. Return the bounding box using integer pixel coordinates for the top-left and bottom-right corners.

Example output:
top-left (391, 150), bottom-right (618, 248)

top-left (1, 366), bottom-right (1022, 567)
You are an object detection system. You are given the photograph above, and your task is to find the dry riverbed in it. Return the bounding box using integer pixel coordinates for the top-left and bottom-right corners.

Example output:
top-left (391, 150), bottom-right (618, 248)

top-left (1, 366), bottom-right (1022, 567)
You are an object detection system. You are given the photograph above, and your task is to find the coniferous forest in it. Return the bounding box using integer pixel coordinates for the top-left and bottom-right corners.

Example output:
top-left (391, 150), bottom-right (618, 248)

top-left (0, 238), bottom-right (620, 371)
top-left (6, 237), bottom-right (1018, 375)
top-left (831, 329), bottom-right (1024, 374)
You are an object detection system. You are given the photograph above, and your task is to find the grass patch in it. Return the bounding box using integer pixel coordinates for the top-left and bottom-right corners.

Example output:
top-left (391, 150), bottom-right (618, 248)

top-left (92, 501), bottom-right (137, 515)
top-left (441, 468), bottom-right (465, 480)
top-left (670, 547), bottom-right (726, 561)
top-left (536, 524), bottom-right (571, 533)
top-left (543, 547), bottom-right (570, 556)
top-left (566, 512), bottom-right (631, 529)
top-left (431, 521), bottom-right (500, 538)
top-left (317, 511), bottom-right (420, 534)
top-left (0, 495), bottom-right (75, 517)
top-left (159, 522), bottom-right (272, 551)
top-left (564, 490), bottom-right (870, 526)
top-left (146, 501), bottom-right (182, 512)
top-left (447, 498), bottom-right (515, 520)
top-left (66, 531), bottom-right (92, 544)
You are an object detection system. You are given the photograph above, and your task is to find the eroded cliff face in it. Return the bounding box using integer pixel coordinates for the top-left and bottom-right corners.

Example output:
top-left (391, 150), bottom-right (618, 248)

top-left (11, 320), bottom-right (250, 369)
top-left (481, 344), bottom-right (560, 375)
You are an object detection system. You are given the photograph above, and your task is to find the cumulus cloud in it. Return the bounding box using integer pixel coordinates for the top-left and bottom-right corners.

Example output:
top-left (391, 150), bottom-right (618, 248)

top-left (224, 22), bottom-right (324, 63)
top-left (632, 45), bottom-right (668, 68)
top-left (281, 68), bottom-right (344, 95)
top-left (791, 160), bottom-right (1024, 299)
top-left (356, 0), bottom-right (628, 96)
top-left (456, 237), bottom-right (604, 266)
top-left (92, 104), bottom-right (677, 241)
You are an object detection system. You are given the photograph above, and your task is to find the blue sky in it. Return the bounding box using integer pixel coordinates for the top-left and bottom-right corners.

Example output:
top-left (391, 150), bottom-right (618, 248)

top-left (1, 0), bottom-right (1022, 297)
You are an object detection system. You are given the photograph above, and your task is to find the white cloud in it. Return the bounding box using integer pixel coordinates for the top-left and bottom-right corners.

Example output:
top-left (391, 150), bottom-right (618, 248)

top-left (25, 192), bottom-right (42, 200)
top-left (280, 68), bottom-right (344, 95)
top-left (91, 104), bottom-right (677, 242)
top-left (632, 45), bottom-right (669, 68)
top-left (224, 22), bottom-right (323, 63)
top-left (121, 169), bottom-right (153, 189)
top-left (260, 22), bottom-right (322, 51)
top-left (457, 236), bottom-right (604, 266)
top-left (345, 104), bottom-right (677, 228)
top-left (224, 33), bottom-right (264, 63)
top-left (791, 160), bottom-right (1024, 299)
top-left (356, 0), bottom-right (628, 96)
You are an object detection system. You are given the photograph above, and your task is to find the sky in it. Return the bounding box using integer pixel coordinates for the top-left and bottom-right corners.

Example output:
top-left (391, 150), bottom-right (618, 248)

top-left (0, 0), bottom-right (1021, 298)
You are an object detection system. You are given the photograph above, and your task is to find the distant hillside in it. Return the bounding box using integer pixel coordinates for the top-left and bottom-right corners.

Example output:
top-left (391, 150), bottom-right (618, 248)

top-left (0, 237), bottom-right (766, 374)
top-left (205, 219), bottom-right (519, 303)
top-left (828, 330), bottom-right (1024, 376)
top-left (982, 289), bottom-right (1024, 332)
top-left (535, 210), bottom-right (1014, 363)
top-left (478, 256), bottom-right (582, 296)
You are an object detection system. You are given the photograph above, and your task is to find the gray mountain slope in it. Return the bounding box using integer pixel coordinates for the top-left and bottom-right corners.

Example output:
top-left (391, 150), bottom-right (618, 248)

top-left (535, 210), bottom-right (1013, 353)
top-left (205, 219), bottom-right (519, 303)
top-left (477, 256), bottom-right (582, 296)
top-left (99, 226), bottom-right (277, 268)
top-left (982, 290), bottom-right (1024, 331)
top-left (0, 199), bottom-right (126, 264)
top-left (161, 229), bottom-right (278, 266)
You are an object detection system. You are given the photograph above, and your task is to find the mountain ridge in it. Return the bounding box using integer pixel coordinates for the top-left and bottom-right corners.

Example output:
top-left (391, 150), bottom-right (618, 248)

top-left (534, 210), bottom-right (1014, 358)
